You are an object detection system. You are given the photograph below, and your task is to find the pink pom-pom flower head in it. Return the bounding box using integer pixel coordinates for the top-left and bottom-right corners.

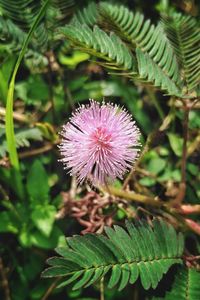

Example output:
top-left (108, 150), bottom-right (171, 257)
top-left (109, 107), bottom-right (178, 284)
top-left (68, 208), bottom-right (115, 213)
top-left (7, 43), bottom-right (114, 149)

top-left (59, 100), bottom-right (141, 186)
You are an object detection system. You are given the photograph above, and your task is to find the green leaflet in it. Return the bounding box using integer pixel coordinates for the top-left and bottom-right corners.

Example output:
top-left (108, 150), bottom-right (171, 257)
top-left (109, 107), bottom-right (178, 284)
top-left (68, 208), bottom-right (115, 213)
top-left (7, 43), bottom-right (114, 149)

top-left (99, 2), bottom-right (182, 96)
top-left (59, 22), bottom-right (137, 74)
top-left (0, 16), bottom-right (25, 52)
top-left (71, 2), bottom-right (98, 26)
top-left (161, 12), bottom-right (200, 91)
top-left (58, 2), bottom-right (200, 96)
top-left (42, 219), bottom-right (184, 291)
top-left (136, 48), bottom-right (181, 96)
top-left (0, 1), bottom-right (76, 72)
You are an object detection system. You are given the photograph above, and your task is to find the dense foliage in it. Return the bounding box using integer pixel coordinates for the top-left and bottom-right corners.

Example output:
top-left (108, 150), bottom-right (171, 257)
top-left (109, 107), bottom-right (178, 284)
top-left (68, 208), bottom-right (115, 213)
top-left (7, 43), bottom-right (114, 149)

top-left (0, 1), bottom-right (200, 300)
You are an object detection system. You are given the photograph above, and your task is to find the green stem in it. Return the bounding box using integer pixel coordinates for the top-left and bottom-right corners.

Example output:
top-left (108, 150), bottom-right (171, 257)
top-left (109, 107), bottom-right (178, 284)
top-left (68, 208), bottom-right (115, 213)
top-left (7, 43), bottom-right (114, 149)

top-left (146, 87), bottom-right (165, 120)
top-left (103, 186), bottom-right (164, 207)
top-left (174, 100), bottom-right (190, 204)
top-left (5, 0), bottom-right (51, 198)
top-left (123, 129), bottom-right (158, 189)
top-left (100, 277), bottom-right (104, 300)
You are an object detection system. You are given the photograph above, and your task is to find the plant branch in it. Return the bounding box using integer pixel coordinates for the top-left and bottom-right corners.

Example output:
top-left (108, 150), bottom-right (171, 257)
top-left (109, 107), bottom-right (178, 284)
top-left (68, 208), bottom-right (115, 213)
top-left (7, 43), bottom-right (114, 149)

top-left (123, 130), bottom-right (158, 189)
top-left (178, 205), bottom-right (200, 215)
top-left (0, 107), bottom-right (30, 124)
top-left (187, 131), bottom-right (200, 157)
top-left (102, 186), bottom-right (200, 236)
top-left (181, 103), bottom-right (190, 184)
top-left (100, 277), bottom-right (104, 300)
top-left (123, 103), bottom-right (177, 190)
top-left (41, 278), bottom-right (60, 300)
top-left (63, 84), bottom-right (75, 110)
top-left (46, 51), bottom-right (56, 123)
top-left (0, 257), bottom-right (11, 300)
top-left (104, 186), bottom-right (163, 207)
top-left (5, 0), bottom-right (51, 170)
top-left (145, 87), bottom-right (165, 120)
top-left (185, 219), bottom-right (200, 235)
top-left (5, 0), bottom-right (51, 200)
top-left (19, 142), bottom-right (56, 159)
top-left (174, 100), bottom-right (190, 204)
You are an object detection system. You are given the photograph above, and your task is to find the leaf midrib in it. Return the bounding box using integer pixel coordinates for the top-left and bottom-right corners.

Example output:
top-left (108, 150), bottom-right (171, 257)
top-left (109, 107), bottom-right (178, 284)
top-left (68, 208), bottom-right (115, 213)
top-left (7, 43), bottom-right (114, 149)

top-left (185, 268), bottom-right (190, 300)
top-left (58, 256), bottom-right (182, 276)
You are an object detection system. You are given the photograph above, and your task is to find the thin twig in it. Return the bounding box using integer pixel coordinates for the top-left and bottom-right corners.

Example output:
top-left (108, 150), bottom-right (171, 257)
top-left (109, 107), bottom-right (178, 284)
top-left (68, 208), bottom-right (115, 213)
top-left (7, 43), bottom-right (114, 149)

top-left (145, 87), bottom-right (165, 120)
top-left (178, 205), bottom-right (200, 215)
top-left (174, 100), bottom-right (190, 203)
top-left (123, 130), bottom-right (158, 189)
top-left (170, 97), bottom-right (200, 109)
top-left (184, 255), bottom-right (200, 261)
top-left (103, 186), bottom-right (163, 207)
top-left (187, 132), bottom-right (200, 157)
top-left (46, 51), bottom-right (56, 123)
top-left (0, 257), bottom-right (11, 300)
top-left (41, 278), bottom-right (60, 300)
top-left (0, 184), bottom-right (9, 200)
top-left (103, 186), bottom-right (200, 235)
top-left (176, 131), bottom-right (200, 168)
top-left (3, 141), bottom-right (59, 162)
top-left (100, 277), bottom-right (104, 300)
top-left (185, 219), bottom-right (200, 235)
top-left (181, 103), bottom-right (190, 184)
top-left (122, 103), bottom-right (177, 190)
top-left (106, 186), bottom-right (200, 215)
top-left (33, 101), bottom-right (52, 122)
top-left (19, 142), bottom-right (55, 159)
top-left (64, 85), bottom-right (75, 110)
top-left (133, 285), bottom-right (139, 300)
top-left (0, 107), bottom-right (30, 124)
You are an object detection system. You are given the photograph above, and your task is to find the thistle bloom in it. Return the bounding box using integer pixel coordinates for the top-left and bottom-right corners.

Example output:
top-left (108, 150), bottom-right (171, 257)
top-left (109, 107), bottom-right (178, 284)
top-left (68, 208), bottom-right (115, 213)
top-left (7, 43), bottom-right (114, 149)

top-left (59, 100), bottom-right (140, 185)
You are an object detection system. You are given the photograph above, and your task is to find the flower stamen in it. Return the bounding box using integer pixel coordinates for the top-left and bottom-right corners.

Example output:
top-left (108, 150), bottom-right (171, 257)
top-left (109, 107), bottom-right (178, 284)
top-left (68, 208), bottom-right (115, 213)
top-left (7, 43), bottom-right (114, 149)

top-left (59, 100), bottom-right (141, 186)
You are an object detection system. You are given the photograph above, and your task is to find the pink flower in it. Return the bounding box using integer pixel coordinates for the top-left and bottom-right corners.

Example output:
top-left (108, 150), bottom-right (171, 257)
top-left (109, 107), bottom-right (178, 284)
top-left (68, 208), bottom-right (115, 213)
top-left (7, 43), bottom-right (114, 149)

top-left (59, 100), bottom-right (140, 185)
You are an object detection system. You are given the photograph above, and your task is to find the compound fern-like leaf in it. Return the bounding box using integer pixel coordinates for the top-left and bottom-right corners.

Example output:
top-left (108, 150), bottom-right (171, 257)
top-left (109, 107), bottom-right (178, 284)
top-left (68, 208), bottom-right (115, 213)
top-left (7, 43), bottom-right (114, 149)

top-left (0, 0), bottom-right (41, 30)
top-left (59, 22), bottom-right (137, 75)
top-left (136, 48), bottom-right (181, 96)
top-left (0, 16), bottom-right (25, 51)
top-left (0, 0), bottom-right (48, 49)
top-left (0, 0), bottom-right (76, 52)
top-left (161, 12), bottom-right (200, 91)
top-left (71, 2), bottom-right (98, 27)
top-left (42, 219), bottom-right (184, 291)
top-left (151, 266), bottom-right (200, 300)
top-left (99, 2), bottom-right (182, 96)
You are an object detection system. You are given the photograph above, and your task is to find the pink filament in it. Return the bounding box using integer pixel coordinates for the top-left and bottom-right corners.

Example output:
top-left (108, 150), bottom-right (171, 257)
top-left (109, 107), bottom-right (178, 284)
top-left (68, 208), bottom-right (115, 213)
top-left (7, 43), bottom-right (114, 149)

top-left (59, 100), bottom-right (141, 186)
